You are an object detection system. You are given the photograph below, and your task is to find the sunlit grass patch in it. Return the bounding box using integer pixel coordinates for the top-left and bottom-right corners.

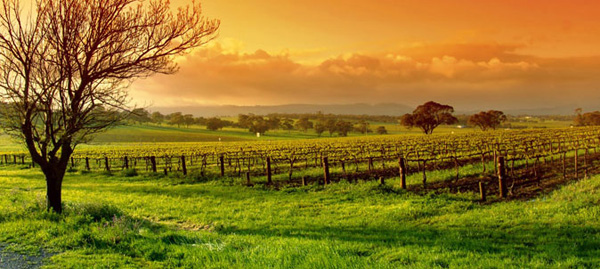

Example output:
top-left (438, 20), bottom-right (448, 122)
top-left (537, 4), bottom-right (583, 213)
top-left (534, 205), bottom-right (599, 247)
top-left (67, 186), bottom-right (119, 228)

top-left (1, 165), bottom-right (600, 267)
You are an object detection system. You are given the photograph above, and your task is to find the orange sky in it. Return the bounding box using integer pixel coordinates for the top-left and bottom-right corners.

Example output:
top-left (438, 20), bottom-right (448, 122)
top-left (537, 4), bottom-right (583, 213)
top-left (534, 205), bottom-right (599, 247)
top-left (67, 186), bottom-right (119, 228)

top-left (131, 0), bottom-right (600, 111)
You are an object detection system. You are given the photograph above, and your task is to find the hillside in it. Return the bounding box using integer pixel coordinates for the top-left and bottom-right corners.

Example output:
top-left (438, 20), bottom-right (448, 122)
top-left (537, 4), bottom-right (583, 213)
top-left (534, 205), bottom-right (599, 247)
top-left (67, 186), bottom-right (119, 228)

top-left (150, 103), bottom-right (414, 117)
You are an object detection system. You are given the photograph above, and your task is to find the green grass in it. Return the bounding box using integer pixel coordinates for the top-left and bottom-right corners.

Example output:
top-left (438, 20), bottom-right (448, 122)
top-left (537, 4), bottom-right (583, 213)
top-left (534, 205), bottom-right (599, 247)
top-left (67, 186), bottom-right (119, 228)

top-left (1, 165), bottom-right (599, 268)
top-left (91, 124), bottom-right (255, 143)
top-left (1, 119), bottom-right (574, 153)
top-left (81, 119), bottom-right (580, 141)
top-left (0, 134), bottom-right (23, 153)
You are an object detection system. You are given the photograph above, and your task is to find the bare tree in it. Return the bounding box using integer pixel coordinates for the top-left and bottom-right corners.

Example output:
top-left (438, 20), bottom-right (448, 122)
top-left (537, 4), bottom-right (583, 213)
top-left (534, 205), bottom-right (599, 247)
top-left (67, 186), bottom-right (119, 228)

top-left (0, 0), bottom-right (219, 213)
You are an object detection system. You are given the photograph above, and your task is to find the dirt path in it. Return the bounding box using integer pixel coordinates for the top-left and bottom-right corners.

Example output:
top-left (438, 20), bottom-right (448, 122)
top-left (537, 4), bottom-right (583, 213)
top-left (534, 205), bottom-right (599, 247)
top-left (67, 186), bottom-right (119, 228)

top-left (0, 244), bottom-right (53, 269)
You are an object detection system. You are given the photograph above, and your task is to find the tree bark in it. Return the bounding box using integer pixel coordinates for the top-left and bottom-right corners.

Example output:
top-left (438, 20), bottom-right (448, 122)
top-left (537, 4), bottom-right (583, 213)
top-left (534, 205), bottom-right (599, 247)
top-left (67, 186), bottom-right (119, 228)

top-left (40, 160), bottom-right (68, 213)
top-left (45, 171), bottom-right (64, 214)
top-left (35, 142), bottom-right (72, 213)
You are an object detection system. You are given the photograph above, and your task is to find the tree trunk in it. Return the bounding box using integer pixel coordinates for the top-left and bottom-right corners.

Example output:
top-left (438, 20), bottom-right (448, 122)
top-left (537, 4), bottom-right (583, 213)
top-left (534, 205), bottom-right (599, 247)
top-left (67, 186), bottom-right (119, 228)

top-left (45, 173), bottom-right (63, 213)
top-left (41, 163), bottom-right (67, 213)
top-left (34, 143), bottom-right (72, 214)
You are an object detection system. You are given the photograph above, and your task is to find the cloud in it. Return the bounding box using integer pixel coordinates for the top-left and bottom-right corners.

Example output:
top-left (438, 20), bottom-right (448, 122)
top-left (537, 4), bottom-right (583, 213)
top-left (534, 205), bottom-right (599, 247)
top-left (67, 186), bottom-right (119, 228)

top-left (129, 42), bottom-right (600, 110)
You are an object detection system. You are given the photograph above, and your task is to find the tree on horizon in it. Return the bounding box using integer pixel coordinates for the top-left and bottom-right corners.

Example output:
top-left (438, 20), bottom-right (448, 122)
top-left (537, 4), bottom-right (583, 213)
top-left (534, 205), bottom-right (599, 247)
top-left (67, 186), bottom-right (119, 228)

top-left (468, 110), bottom-right (507, 131)
top-left (400, 101), bottom-right (458, 134)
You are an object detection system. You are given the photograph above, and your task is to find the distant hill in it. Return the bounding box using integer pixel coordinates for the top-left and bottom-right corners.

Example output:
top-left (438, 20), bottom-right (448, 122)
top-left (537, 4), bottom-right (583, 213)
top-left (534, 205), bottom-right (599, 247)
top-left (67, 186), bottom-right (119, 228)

top-left (150, 103), bottom-right (595, 117)
top-left (458, 105), bottom-right (593, 116)
top-left (501, 106), bottom-right (580, 116)
top-left (150, 103), bottom-right (413, 117)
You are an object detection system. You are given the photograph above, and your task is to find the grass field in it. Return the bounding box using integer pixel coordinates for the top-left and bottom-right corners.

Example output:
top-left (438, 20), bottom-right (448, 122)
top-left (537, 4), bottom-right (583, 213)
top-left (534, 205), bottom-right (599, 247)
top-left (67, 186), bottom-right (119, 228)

top-left (0, 123), bottom-right (461, 154)
top-left (1, 119), bottom-right (587, 268)
top-left (1, 165), bottom-right (599, 268)
top-left (0, 119), bottom-right (573, 151)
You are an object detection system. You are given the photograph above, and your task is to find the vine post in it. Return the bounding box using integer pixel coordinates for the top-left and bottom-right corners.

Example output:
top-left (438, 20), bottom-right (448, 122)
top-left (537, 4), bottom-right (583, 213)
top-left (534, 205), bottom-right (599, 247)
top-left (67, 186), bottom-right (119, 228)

top-left (323, 157), bottom-right (330, 185)
top-left (497, 156), bottom-right (507, 198)
top-left (399, 157), bottom-right (407, 189)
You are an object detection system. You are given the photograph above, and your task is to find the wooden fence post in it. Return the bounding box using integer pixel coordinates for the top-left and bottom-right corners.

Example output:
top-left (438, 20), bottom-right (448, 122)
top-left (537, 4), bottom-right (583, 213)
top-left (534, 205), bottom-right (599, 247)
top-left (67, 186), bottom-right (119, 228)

top-left (323, 157), bottom-right (330, 185)
top-left (181, 155), bottom-right (187, 176)
top-left (220, 155), bottom-right (225, 177)
top-left (104, 157), bottom-right (110, 172)
top-left (497, 156), bottom-right (507, 198)
top-left (85, 157), bottom-right (90, 171)
top-left (479, 181), bottom-right (486, 202)
top-left (399, 157), bottom-right (407, 189)
top-left (150, 156), bottom-right (157, 173)
top-left (124, 156), bottom-right (129, 170)
top-left (266, 157), bottom-right (272, 185)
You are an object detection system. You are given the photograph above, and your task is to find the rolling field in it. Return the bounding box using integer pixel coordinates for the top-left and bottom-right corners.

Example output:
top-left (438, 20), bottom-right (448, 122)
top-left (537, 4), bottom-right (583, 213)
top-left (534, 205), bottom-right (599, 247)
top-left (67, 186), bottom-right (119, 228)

top-left (1, 120), bottom-right (593, 268)
top-left (0, 119), bottom-right (573, 152)
top-left (1, 165), bottom-right (599, 268)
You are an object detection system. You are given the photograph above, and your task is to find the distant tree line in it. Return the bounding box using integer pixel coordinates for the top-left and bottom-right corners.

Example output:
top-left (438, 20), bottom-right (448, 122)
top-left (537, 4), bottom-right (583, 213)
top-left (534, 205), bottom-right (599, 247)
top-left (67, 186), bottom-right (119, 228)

top-left (118, 108), bottom-right (391, 136)
top-left (124, 109), bottom-right (235, 130)
top-left (262, 112), bottom-right (399, 124)
top-left (113, 103), bottom-right (593, 137)
top-left (468, 110), bottom-right (507, 131)
top-left (400, 101), bottom-right (507, 134)
top-left (574, 108), bottom-right (600, 126)
top-left (237, 113), bottom-right (384, 136)
top-left (79, 105), bottom-right (503, 136)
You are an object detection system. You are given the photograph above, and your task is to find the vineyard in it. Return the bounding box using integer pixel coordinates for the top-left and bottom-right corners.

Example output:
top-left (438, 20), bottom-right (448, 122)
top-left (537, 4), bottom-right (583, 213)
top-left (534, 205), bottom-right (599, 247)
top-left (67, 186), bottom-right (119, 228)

top-left (3, 127), bottom-right (600, 199)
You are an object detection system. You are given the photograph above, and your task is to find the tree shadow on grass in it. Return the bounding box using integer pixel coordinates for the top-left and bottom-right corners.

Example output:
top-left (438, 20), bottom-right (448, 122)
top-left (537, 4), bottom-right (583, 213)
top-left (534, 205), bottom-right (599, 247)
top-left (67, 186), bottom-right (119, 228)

top-left (218, 223), bottom-right (600, 265)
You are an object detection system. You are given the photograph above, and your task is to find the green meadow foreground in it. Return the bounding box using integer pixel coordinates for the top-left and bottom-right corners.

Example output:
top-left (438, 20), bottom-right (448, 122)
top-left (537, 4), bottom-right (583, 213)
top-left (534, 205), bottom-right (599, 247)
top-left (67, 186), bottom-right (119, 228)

top-left (1, 165), bottom-right (599, 268)
top-left (0, 120), bottom-right (594, 268)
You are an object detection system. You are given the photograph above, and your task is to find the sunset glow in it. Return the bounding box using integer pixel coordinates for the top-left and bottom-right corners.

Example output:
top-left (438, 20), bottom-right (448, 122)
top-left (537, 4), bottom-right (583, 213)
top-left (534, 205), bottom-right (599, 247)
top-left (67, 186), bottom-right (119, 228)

top-left (132, 0), bottom-right (600, 110)
top-left (3, 1), bottom-right (600, 265)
